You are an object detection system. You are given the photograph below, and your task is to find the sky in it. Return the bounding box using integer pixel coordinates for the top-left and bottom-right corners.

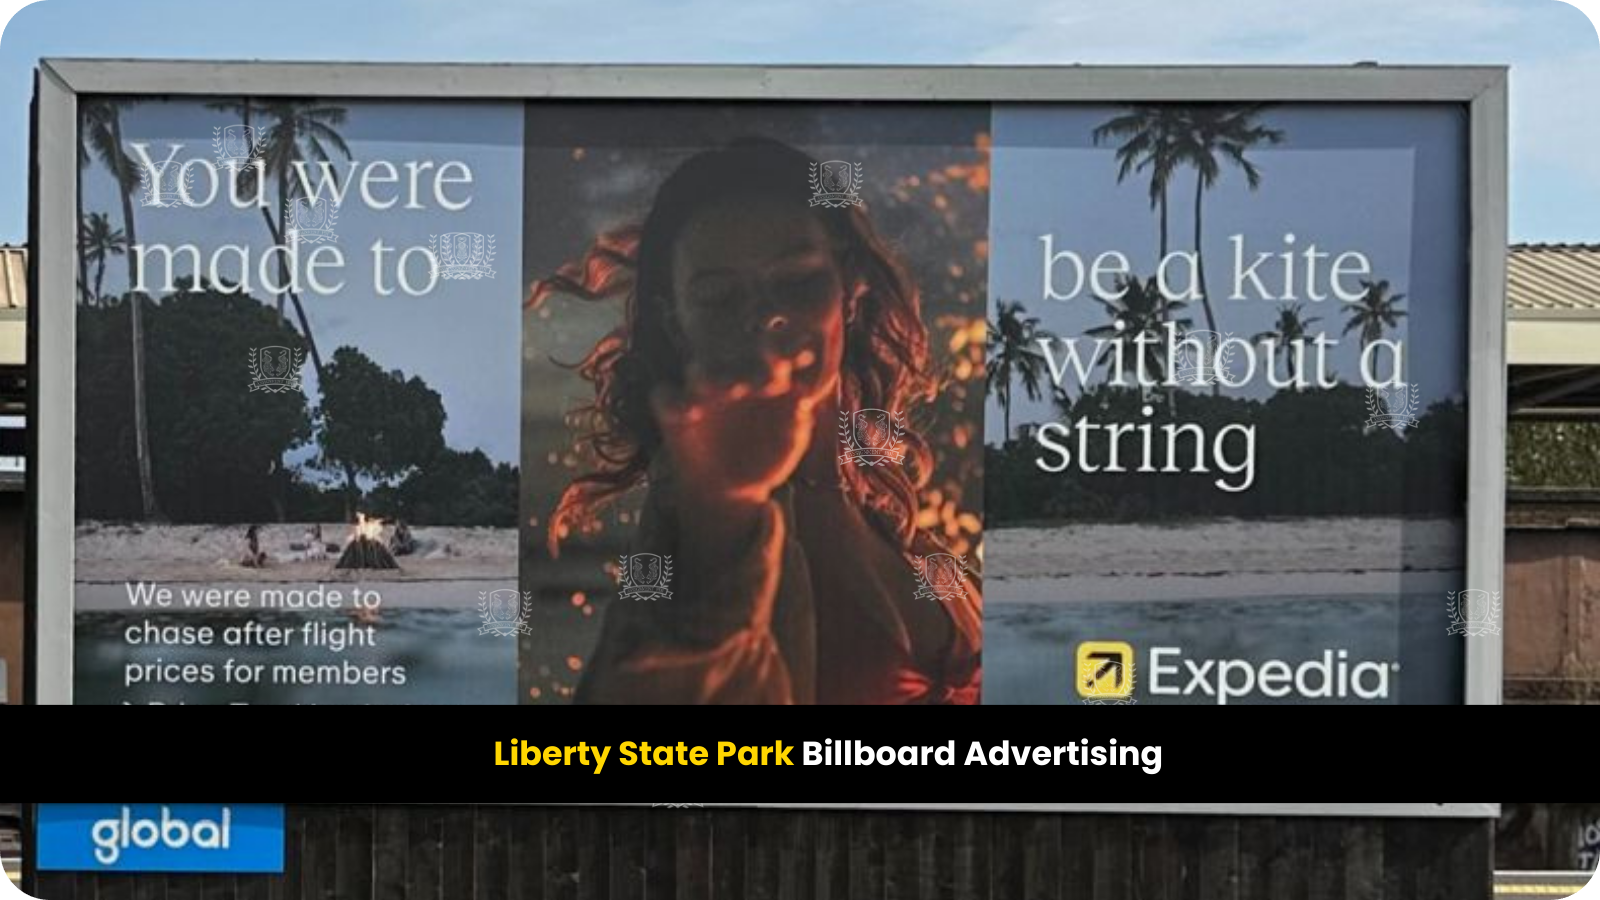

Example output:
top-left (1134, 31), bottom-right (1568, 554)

top-left (1, 0), bottom-right (1599, 243)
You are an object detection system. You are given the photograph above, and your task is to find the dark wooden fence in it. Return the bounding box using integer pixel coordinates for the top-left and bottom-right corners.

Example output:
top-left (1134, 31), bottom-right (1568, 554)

top-left (1504, 518), bottom-right (1600, 703)
top-left (1497, 802), bottom-right (1600, 871)
top-left (33, 805), bottom-right (1494, 900)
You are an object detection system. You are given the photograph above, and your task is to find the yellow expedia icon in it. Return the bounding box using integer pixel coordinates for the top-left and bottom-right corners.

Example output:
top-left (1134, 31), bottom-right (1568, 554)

top-left (1077, 641), bottom-right (1134, 700)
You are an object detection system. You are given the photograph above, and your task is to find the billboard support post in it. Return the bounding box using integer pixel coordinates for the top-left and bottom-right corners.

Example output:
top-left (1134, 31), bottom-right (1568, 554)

top-left (1465, 74), bottom-right (1510, 705)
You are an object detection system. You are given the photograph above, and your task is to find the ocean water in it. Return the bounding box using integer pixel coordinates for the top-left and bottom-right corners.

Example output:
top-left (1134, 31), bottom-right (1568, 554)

top-left (75, 609), bottom-right (517, 705)
top-left (984, 594), bottom-right (1466, 705)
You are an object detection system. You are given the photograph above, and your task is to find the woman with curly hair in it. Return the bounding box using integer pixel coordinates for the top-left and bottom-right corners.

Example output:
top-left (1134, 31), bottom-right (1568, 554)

top-left (531, 137), bottom-right (980, 704)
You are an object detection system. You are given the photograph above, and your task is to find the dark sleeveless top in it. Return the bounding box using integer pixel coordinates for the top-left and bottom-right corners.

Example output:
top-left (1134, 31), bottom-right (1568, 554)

top-left (574, 466), bottom-right (981, 705)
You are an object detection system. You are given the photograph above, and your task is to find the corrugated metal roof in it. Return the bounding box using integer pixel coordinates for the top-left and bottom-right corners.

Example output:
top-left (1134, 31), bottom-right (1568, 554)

top-left (0, 246), bottom-right (23, 310)
top-left (1509, 243), bottom-right (1600, 313)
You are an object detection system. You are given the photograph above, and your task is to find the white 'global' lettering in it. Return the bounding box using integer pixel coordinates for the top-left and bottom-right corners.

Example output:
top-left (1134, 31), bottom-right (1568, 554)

top-left (90, 806), bottom-right (233, 865)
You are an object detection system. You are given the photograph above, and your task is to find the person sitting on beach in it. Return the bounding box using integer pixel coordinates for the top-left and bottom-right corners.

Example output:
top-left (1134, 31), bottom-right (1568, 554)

top-left (304, 524), bottom-right (328, 561)
top-left (390, 520), bottom-right (417, 557)
top-left (241, 525), bottom-right (268, 568)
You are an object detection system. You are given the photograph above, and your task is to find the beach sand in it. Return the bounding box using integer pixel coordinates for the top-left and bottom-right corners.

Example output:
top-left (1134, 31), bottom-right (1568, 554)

top-left (986, 516), bottom-right (1461, 601)
top-left (983, 517), bottom-right (1468, 703)
top-left (74, 521), bottom-right (517, 586)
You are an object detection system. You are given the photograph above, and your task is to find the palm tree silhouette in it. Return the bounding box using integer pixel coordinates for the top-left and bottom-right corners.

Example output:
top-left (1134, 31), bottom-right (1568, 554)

top-left (1177, 105), bottom-right (1284, 390)
top-left (1093, 107), bottom-right (1189, 262)
top-left (1251, 304), bottom-right (1321, 387)
top-left (207, 99), bottom-right (351, 380)
top-left (1094, 107), bottom-right (1206, 411)
top-left (1086, 275), bottom-right (1191, 391)
top-left (80, 97), bottom-right (159, 519)
top-left (78, 211), bottom-right (126, 307)
top-left (1343, 279), bottom-right (1407, 350)
top-left (75, 108), bottom-right (93, 304)
top-left (986, 300), bottom-right (1055, 444)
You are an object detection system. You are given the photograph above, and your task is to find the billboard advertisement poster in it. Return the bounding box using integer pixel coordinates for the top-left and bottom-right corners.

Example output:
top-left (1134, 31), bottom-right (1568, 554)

top-left (519, 103), bottom-right (986, 704)
top-left (70, 98), bottom-right (523, 704)
top-left (983, 103), bottom-right (1471, 705)
top-left (31, 63), bottom-right (1506, 705)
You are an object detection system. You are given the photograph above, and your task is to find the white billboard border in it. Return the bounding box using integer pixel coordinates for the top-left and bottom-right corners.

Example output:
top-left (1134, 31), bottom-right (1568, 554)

top-left (28, 61), bottom-right (1508, 706)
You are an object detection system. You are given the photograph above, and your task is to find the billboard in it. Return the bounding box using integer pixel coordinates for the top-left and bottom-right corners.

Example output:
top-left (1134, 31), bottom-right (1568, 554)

top-left (29, 62), bottom-right (1507, 704)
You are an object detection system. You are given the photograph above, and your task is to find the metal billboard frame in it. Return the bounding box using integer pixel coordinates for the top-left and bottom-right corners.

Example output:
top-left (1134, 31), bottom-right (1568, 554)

top-left (28, 60), bottom-right (1508, 705)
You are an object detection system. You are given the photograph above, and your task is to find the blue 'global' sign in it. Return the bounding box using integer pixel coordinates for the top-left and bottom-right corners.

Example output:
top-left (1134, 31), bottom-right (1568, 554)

top-left (37, 804), bottom-right (285, 872)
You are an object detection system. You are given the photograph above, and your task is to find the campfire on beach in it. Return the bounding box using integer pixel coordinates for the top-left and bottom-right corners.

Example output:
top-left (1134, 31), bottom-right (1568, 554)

top-left (336, 513), bottom-right (399, 570)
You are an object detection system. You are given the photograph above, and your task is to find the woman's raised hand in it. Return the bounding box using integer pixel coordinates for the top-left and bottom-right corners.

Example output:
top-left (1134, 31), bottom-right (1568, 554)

top-left (650, 340), bottom-right (821, 508)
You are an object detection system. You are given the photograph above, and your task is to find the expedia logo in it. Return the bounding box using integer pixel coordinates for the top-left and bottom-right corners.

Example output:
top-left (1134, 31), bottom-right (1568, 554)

top-left (1075, 642), bottom-right (1399, 705)
top-left (1076, 641), bottom-right (1134, 701)
top-left (1149, 647), bottom-right (1398, 705)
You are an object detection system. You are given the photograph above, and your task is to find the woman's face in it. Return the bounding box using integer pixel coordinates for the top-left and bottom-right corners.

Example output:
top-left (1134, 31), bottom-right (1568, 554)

top-left (669, 195), bottom-right (852, 403)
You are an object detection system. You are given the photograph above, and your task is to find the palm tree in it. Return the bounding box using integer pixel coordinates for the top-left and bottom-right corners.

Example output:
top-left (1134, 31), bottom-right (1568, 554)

top-left (1176, 105), bottom-right (1284, 392)
top-left (1344, 279), bottom-right (1408, 350)
top-left (1086, 275), bottom-right (1191, 391)
top-left (207, 99), bottom-right (351, 380)
top-left (75, 110), bottom-right (92, 304)
top-left (1093, 107), bottom-right (1189, 262)
top-left (1094, 106), bottom-right (1198, 413)
top-left (81, 98), bottom-right (159, 520)
top-left (986, 300), bottom-right (1055, 443)
top-left (78, 212), bottom-right (126, 306)
top-left (1251, 304), bottom-right (1321, 386)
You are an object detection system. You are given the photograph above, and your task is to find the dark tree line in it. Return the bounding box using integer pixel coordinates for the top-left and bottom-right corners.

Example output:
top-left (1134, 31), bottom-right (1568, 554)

top-left (76, 284), bottom-right (517, 527)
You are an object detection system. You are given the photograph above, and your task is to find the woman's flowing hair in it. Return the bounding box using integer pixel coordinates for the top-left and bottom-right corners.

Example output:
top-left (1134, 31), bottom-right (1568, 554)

top-left (530, 137), bottom-right (938, 558)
